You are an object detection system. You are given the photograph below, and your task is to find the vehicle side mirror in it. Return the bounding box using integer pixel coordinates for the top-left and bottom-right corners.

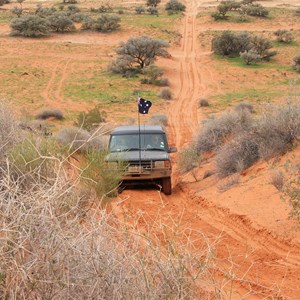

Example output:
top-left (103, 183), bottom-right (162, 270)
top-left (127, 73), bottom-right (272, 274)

top-left (168, 146), bottom-right (177, 153)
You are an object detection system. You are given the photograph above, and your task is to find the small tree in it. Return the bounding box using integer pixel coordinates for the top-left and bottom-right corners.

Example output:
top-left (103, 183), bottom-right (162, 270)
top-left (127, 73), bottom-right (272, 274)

top-left (10, 15), bottom-right (50, 37)
top-left (48, 12), bottom-right (75, 32)
top-left (146, 0), bottom-right (161, 7)
top-left (115, 36), bottom-right (169, 69)
top-left (147, 7), bottom-right (158, 15)
top-left (274, 29), bottom-right (294, 43)
top-left (293, 55), bottom-right (300, 72)
top-left (92, 14), bottom-right (120, 32)
top-left (165, 0), bottom-right (186, 14)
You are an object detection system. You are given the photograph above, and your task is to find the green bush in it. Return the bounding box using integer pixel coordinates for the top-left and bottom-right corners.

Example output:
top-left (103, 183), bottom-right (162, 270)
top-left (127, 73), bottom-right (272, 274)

top-left (82, 150), bottom-right (125, 198)
top-left (74, 105), bottom-right (107, 131)
top-left (9, 136), bottom-right (62, 178)
top-left (92, 14), bottom-right (121, 32)
top-left (178, 146), bottom-right (199, 173)
top-left (10, 15), bottom-right (50, 37)
top-left (135, 6), bottom-right (145, 14)
top-left (240, 49), bottom-right (261, 65)
top-left (274, 29), bottom-right (294, 43)
top-left (165, 0), bottom-right (186, 14)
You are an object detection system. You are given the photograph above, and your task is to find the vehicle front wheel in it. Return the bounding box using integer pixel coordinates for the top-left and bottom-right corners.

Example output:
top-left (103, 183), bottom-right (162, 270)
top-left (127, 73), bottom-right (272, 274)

top-left (162, 177), bottom-right (172, 195)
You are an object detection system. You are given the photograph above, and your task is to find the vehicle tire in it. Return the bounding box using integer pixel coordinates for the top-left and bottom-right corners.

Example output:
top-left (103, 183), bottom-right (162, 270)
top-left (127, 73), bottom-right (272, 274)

top-left (162, 177), bottom-right (172, 195)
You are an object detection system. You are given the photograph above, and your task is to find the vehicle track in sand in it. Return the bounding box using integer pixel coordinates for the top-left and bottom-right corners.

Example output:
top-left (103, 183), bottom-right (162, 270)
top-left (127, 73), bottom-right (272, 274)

top-left (117, 0), bottom-right (300, 298)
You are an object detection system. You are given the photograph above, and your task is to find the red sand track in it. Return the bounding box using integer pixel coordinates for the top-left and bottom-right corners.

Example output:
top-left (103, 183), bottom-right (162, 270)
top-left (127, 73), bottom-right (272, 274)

top-left (114, 0), bottom-right (300, 298)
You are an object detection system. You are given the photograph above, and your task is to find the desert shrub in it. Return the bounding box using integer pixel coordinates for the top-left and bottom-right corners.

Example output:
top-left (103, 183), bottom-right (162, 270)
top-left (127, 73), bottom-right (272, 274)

top-left (0, 102), bottom-right (22, 161)
top-left (135, 6), bottom-right (145, 14)
top-left (35, 5), bottom-right (57, 17)
top-left (10, 15), bottom-right (50, 37)
top-left (198, 98), bottom-right (209, 107)
top-left (90, 4), bottom-right (113, 13)
top-left (293, 55), bottom-right (300, 72)
top-left (0, 162), bottom-right (213, 299)
top-left (249, 35), bottom-right (276, 61)
top-left (63, 0), bottom-right (77, 3)
top-left (146, 0), bottom-right (161, 7)
top-left (92, 14), bottom-right (121, 32)
top-left (74, 105), bottom-right (107, 131)
top-left (196, 110), bottom-right (252, 153)
top-left (9, 136), bottom-right (62, 177)
top-left (118, 9), bottom-right (124, 14)
top-left (147, 114), bottom-right (168, 128)
top-left (211, 31), bottom-right (252, 56)
top-left (82, 150), bottom-right (124, 197)
top-left (147, 7), bottom-right (158, 15)
top-left (216, 135), bottom-right (259, 177)
top-left (270, 169), bottom-right (284, 191)
top-left (141, 65), bottom-right (169, 86)
top-left (56, 127), bottom-right (105, 153)
top-left (35, 109), bottom-right (64, 120)
top-left (0, 0), bottom-right (9, 6)
top-left (178, 145), bottom-right (198, 173)
top-left (296, 7), bottom-right (300, 16)
top-left (284, 173), bottom-right (300, 222)
top-left (234, 102), bottom-right (254, 113)
top-left (11, 6), bottom-right (23, 17)
top-left (48, 12), bottom-right (75, 32)
top-left (159, 87), bottom-right (172, 100)
top-left (245, 3), bottom-right (268, 17)
top-left (240, 49), bottom-right (261, 65)
top-left (67, 4), bottom-right (80, 13)
top-left (211, 0), bottom-right (241, 20)
top-left (165, 0), bottom-right (186, 14)
top-left (70, 12), bottom-right (88, 22)
top-left (255, 103), bottom-right (300, 159)
top-left (274, 29), bottom-right (294, 43)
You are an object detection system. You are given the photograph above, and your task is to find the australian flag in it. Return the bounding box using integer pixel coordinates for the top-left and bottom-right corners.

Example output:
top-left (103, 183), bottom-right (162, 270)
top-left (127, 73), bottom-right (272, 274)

top-left (138, 97), bottom-right (152, 114)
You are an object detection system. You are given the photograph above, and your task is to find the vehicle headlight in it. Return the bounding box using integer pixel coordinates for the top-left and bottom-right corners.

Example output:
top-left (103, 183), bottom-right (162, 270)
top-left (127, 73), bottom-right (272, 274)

top-left (155, 160), bottom-right (170, 168)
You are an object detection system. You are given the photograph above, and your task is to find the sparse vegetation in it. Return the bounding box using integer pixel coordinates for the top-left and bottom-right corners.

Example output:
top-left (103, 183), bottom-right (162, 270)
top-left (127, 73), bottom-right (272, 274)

top-left (234, 102), bottom-right (254, 113)
top-left (35, 109), bottom-right (64, 120)
top-left (159, 87), bottom-right (172, 100)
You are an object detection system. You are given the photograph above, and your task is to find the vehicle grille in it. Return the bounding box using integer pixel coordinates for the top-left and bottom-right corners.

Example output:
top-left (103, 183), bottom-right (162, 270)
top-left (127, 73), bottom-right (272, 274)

top-left (128, 160), bottom-right (153, 170)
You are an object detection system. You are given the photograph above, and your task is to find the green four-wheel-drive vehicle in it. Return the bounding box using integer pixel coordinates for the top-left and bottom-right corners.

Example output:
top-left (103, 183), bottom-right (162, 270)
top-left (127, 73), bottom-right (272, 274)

top-left (105, 125), bottom-right (177, 195)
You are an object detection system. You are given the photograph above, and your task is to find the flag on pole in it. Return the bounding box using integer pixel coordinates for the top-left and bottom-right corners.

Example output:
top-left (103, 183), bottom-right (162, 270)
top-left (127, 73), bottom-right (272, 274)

top-left (138, 97), bottom-right (152, 114)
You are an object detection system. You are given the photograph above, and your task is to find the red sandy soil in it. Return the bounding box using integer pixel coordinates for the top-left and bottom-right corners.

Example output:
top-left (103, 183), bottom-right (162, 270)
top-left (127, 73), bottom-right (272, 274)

top-left (111, 0), bottom-right (300, 299)
top-left (1, 0), bottom-right (300, 297)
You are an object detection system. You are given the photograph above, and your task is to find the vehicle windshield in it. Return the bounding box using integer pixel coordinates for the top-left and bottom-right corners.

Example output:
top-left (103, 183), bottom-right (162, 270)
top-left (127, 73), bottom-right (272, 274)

top-left (109, 133), bottom-right (167, 152)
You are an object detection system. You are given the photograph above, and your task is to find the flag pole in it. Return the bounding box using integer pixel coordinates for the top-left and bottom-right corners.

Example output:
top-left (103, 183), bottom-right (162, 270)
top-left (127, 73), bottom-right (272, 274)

top-left (138, 96), bottom-right (142, 170)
